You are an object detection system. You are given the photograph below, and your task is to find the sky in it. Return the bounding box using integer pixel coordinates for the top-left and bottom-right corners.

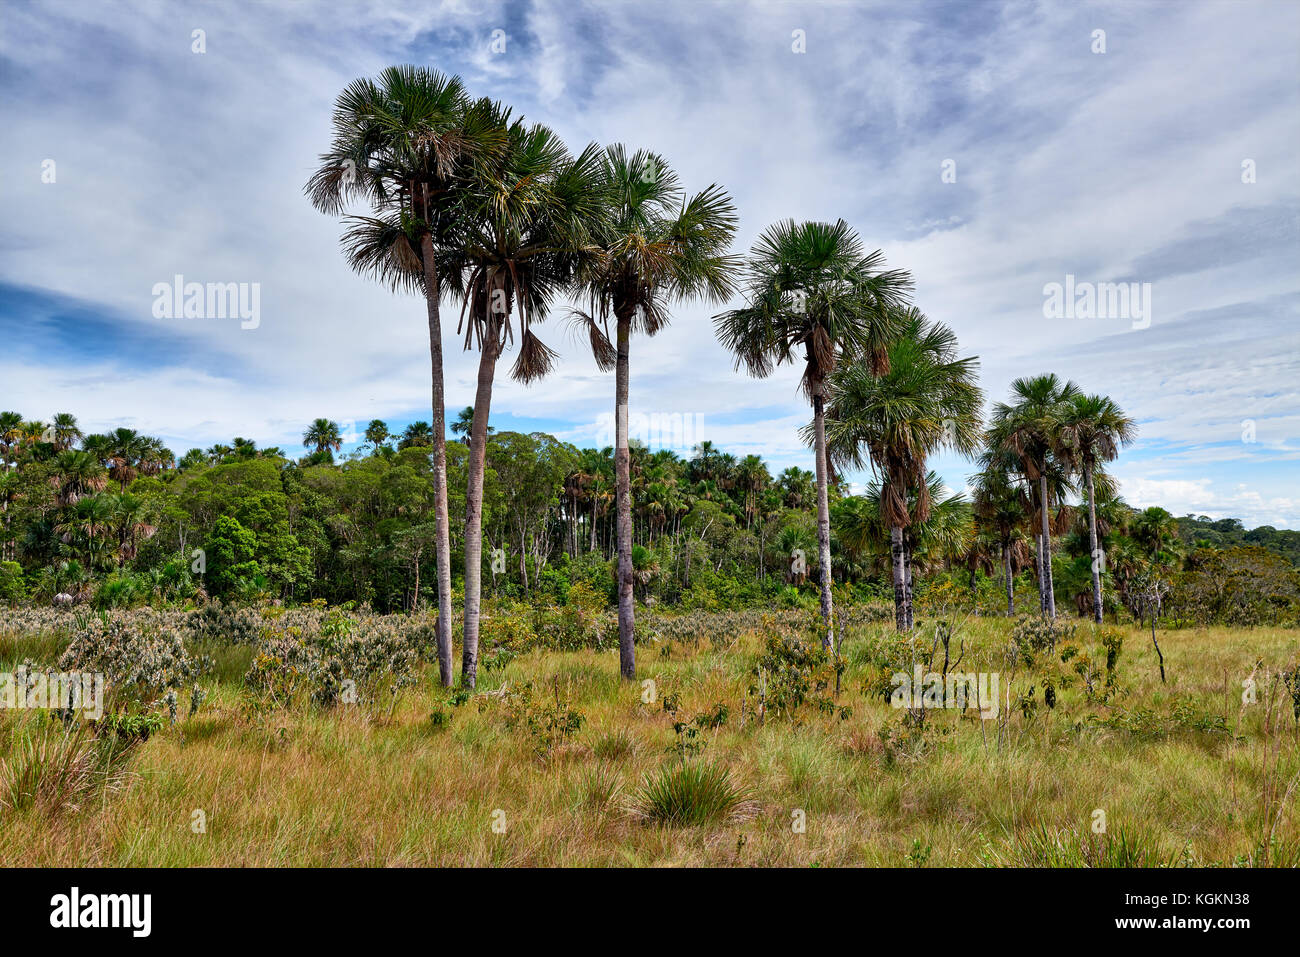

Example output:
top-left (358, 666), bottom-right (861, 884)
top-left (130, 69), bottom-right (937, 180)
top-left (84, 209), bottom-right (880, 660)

top-left (2, 0), bottom-right (1298, 526)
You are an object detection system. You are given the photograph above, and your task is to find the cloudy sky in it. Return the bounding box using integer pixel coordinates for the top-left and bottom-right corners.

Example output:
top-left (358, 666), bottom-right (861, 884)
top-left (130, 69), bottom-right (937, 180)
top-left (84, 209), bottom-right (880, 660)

top-left (2, 0), bottom-right (1298, 526)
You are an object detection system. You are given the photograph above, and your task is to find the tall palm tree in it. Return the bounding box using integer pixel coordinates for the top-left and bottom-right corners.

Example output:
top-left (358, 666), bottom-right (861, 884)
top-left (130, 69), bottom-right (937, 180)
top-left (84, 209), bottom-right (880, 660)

top-left (716, 219), bottom-right (911, 645)
top-left (987, 374), bottom-right (1082, 619)
top-left (1133, 506), bottom-right (1179, 561)
top-left (308, 65), bottom-right (504, 688)
top-left (302, 418), bottom-right (343, 456)
top-left (1056, 393), bottom-right (1137, 622)
top-left (446, 110), bottom-right (605, 688)
top-left (568, 146), bottom-right (739, 679)
top-left (819, 308), bottom-right (982, 630)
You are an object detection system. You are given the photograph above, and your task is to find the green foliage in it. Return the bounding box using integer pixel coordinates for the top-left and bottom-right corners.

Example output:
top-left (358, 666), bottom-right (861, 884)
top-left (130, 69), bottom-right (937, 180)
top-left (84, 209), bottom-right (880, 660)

top-left (0, 561), bottom-right (25, 602)
top-left (498, 679), bottom-right (586, 758)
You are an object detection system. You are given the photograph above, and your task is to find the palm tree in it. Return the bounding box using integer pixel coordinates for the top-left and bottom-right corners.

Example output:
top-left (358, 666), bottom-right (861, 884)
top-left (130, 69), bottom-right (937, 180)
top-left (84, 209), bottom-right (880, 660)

top-left (0, 411), bottom-right (23, 470)
top-left (819, 308), bottom-right (982, 630)
top-left (568, 146), bottom-right (739, 679)
top-left (302, 418), bottom-right (343, 456)
top-left (48, 449), bottom-right (107, 507)
top-left (399, 421), bottom-right (433, 449)
top-left (50, 412), bottom-right (83, 451)
top-left (1133, 506), bottom-right (1179, 561)
top-left (716, 220), bottom-right (911, 645)
top-left (1056, 393), bottom-right (1137, 622)
top-left (971, 464), bottom-right (1031, 615)
top-left (308, 66), bottom-right (504, 688)
top-left (988, 374), bottom-right (1082, 619)
top-left (446, 110), bottom-right (605, 689)
top-left (363, 419), bottom-right (390, 453)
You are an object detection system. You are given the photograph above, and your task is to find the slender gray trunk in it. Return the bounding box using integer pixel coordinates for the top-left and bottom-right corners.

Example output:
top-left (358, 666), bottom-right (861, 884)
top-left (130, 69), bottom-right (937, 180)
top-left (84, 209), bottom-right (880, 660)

top-left (890, 525), bottom-right (907, 631)
top-left (1086, 465), bottom-right (1103, 624)
top-left (614, 316), bottom-right (635, 679)
top-left (1039, 473), bottom-right (1056, 619)
top-left (1004, 543), bottom-right (1014, 616)
top-left (420, 232), bottom-right (454, 687)
top-left (904, 549), bottom-right (915, 630)
top-left (812, 390), bottom-right (834, 648)
top-left (461, 328), bottom-right (501, 690)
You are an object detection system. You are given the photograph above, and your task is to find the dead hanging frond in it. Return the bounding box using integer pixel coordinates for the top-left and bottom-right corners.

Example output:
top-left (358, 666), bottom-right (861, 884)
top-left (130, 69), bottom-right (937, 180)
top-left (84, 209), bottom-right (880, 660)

top-left (568, 309), bottom-right (616, 371)
top-left (511, 328), bottom-right (559, 384)
top-left (391, 231), bottom-right (422, 274)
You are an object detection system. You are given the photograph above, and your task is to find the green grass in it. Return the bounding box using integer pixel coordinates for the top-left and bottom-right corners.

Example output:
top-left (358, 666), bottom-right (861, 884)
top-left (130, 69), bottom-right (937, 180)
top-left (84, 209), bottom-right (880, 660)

top-left (0, 610), bottom-right (1296, 866)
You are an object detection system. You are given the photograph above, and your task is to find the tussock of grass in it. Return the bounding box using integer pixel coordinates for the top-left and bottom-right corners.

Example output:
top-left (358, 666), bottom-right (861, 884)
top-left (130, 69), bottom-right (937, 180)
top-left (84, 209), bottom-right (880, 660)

top-left (631, 761), bottom-right (757, 827)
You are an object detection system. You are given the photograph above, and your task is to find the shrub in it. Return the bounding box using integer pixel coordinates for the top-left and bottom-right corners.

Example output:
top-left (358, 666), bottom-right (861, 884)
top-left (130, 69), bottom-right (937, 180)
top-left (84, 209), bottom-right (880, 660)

top-left (0, 561), bottom-right (26, 603)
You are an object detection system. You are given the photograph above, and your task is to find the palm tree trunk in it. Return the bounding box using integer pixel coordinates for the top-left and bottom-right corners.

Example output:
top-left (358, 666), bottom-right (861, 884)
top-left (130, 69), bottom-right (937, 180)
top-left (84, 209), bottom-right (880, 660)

top-left (614, 316), bottom-right (636, 680)
top-left (1039, 474), bottom-right (1056, 618)
top-left (890, 525), bottom-right (907, 631)
top-left (420, 232), bottom-right (454, 688)
top-left (1003, 543), bottom-right (1014, 616)
top-left (812, 390), bottom-right (834, 648)
top-left (904, 547), bottom-right (915, 630)
top-left (1086, 465), bottom-right (1103, 624)
top-left (462, 331), bottom-right (501, 690)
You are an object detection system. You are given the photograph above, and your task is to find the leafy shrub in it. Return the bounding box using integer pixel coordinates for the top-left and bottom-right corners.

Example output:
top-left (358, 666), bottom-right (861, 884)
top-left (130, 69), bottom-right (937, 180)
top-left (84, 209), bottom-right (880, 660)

top-left (0, 561), bottom-right (26, 603)
top-left (58, 611), bottom-right (208, 730)
top-left (498, 679), bottom-right (585, 758)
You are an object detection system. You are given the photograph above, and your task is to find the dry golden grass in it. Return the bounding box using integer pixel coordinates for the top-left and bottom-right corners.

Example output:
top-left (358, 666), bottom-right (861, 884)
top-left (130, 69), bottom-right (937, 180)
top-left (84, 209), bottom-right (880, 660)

top-left (1, 613), bottom-right (1296, 867)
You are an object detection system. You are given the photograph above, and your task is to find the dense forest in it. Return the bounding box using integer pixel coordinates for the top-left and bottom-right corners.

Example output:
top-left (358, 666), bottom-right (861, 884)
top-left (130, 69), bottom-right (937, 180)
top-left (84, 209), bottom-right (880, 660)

top-left (2, 408), bottom-right (1297, 633)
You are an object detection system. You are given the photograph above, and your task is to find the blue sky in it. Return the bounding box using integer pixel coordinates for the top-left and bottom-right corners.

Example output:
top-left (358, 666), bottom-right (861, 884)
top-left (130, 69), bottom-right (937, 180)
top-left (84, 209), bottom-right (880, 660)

top-left (2, 0), bottom-right (1298, 525)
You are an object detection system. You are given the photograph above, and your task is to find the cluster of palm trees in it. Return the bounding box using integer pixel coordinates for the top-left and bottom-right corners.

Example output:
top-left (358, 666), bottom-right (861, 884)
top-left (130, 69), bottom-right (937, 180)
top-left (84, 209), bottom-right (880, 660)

top-left (0, 412), bottom-right (166, 571)
top-left (305, 64), bottom-right (1141, 682)
top-left (307, 67), bottom-right (737, 686)
top-left (976, 375), bottom-right (1136, 624)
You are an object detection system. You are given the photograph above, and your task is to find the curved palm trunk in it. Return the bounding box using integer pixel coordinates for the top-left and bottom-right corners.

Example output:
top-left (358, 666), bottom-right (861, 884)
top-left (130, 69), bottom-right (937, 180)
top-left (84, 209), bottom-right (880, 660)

top-left (812, 391), bottom-right (835, 647)
top-left (615, 317), bottom-right (636, 680)
top-left (1085, 465), bottom-right (1103, 623)
top-left (461, 334), bottom-right (502, 690)
top-left (890, 525), bottom-right (907, 631)
top-left (1038, 474), bottom-right (1056, 618)
top-left (420, 233), bottom-right (454, 688)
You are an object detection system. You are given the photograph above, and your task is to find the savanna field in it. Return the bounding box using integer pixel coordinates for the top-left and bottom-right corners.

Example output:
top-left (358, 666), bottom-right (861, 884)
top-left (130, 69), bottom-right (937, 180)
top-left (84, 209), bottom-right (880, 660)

top-left (2, 598), bottom-right (1296, 867)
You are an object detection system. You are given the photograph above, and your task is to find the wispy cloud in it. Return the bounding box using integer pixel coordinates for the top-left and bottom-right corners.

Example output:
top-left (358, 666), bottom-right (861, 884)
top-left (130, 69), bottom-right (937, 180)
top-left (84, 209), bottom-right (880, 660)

top-left (1, 0), bottom-right (1296, 522)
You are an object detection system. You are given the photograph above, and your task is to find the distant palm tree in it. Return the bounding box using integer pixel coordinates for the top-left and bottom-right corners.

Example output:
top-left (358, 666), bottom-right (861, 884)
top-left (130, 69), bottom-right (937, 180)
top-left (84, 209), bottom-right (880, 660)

top-left (972, 464), bottom-right (1031, 615)
top-left (48, 449), bottom-right (107, 507)
top-left (399, 421), bottom-right (433, 449)
top-left (568, 146), bottom-right (739, 679)
top-left (1133, 506), bottom-right (1179, 562)
top-left (988, 374), bottom-right (1082, 619)
top-left (50, 412), bottom-right (83, 451)
top-left (819, 308), bottom-right (982, 630)
top-left (363, 419), bottom-right (390, 452)
top-left (716, 219), bottom-right (911, 645)
top-left (1056, 393), bottom-right (1137, 621)
top-left (302, 418), bottom-right (343, 455)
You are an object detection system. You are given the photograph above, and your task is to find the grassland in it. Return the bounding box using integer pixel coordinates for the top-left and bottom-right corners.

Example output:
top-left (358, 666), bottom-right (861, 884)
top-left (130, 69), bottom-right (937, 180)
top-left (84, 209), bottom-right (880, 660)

top-left (1, 607), bottom-right (1297, 867)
